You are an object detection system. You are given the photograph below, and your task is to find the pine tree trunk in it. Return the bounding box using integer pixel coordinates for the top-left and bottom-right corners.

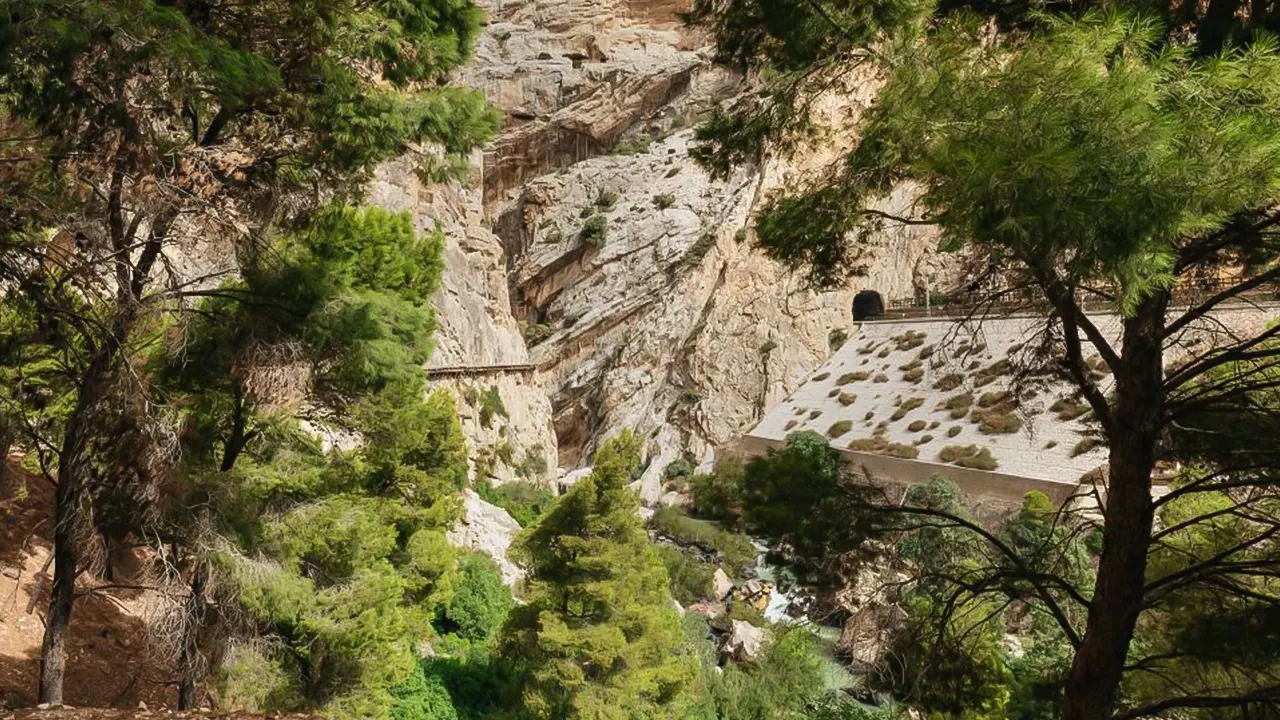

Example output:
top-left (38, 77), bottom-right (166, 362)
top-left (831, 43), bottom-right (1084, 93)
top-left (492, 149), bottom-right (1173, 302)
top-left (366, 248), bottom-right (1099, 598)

top-left (38, 390), bottom-right (96, 704)
top-left (1061, 296), bottom-right (1166, 720)
top-left (38, 305), bottom-right (136, 704)
top-left (177, 562), bottom-right (208, 710)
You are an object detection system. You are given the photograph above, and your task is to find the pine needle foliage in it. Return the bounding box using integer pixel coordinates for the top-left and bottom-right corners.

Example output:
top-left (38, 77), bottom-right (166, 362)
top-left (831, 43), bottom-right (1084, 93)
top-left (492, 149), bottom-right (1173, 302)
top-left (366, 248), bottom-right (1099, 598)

top-left (498, 431), bottom-right (691, 719)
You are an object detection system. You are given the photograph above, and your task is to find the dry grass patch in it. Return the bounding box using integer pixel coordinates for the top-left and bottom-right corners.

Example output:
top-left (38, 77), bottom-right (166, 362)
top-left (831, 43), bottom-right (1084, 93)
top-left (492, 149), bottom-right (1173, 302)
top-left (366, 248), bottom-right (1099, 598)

top-left (943, 392), bottom-right (974, 419)
top-left (934, 373), bottom-right (965, 391)
top-left (907, 420), bottom-right (927, 432)
top-left (973, 359), bottom-right (1012, 387)
top-left (891, 397), bottom-right (925, 421)
top-left (784, 420), bottom-right (798, 430)
top-left (947, 425), bottom-right (963, 438)
top-left (849, 436), bottom-right (920, 458)
top-left (1071, 437), bottom-right (1102, 457)
top-left (838, 371), bottom-right (871, 384)
top-left (939, 445), bottom-right (999, 470)
top-left (874, 373), bottom-right (889, 383)
top-left (903, 367), bottom-right (924, 384)
top-left (809, 410), bottom-right (822, 420)
top-left (828, 420), bottom-right (854, 438)
top-left (1050, 396), bottom-right (1091, 421)
top-left (838, 392), bottom-right (858, 406)
top-left (813, 372), bottom-right (830, 381)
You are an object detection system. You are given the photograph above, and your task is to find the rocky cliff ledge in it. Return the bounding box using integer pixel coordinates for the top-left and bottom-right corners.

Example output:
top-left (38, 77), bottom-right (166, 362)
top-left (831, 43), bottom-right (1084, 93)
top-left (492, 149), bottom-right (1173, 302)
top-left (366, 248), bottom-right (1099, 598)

top-left (398, 0), bottom-right (944, 498)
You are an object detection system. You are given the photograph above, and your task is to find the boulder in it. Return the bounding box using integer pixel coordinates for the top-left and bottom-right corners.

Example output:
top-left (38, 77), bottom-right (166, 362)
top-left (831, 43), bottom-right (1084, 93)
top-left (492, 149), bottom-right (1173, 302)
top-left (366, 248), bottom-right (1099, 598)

top-left (447, 489), bottom-right (525, 586)
top-left (719, 620), bottom-right (772, 663)
top-left (711, 568), bottom-right (734, 600)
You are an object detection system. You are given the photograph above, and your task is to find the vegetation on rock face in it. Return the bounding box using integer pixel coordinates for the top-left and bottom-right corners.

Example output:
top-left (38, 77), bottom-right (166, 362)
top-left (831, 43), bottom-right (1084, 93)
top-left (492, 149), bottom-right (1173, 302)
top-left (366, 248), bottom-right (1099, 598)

top-left (649, 506), bottom-right (757, 578)
top-left (475, 480), bottom-right (557, 528)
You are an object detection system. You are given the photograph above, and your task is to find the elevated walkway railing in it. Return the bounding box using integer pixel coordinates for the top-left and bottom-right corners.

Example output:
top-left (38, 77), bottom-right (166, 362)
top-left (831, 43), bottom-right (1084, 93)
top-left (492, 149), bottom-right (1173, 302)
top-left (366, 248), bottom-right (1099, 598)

top-left (874, 277), bottom-right (1279, 322)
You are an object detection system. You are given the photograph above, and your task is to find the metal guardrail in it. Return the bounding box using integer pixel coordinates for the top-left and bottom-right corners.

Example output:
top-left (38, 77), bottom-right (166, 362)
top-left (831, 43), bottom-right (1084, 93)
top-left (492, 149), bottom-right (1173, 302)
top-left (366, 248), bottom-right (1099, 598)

top-left (874, 278), bottom-right (1279, 321)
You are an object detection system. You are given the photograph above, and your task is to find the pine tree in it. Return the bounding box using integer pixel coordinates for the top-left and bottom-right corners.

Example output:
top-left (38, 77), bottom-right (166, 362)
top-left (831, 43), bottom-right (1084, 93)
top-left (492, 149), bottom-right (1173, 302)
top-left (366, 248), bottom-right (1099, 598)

top-left (0, 0), bottom-right (498, 704)
top-left (691, 4), bottom-right (1280, 716)
top-left (151, 205), bottom-right (469, 716)
top-left (498, 431), bottom-right (690, 719)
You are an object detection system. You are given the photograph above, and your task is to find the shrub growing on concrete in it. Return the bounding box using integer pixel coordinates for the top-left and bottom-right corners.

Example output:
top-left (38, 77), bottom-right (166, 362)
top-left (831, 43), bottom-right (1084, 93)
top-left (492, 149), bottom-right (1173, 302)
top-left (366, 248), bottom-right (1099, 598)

top-left (838, 392), bottom-right (858, 406)
top-left (891, 397), bottom-right (925, 421)
top-left (828, 420), bottom-right (854, 438)
top-left (934, 373), bottom-right (964, 391)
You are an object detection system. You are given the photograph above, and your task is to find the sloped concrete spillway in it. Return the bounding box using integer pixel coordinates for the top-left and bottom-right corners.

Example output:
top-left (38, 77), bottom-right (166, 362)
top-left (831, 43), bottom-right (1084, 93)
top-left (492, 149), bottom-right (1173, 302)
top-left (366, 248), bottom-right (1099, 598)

top-left (741, 305), bottom-right (1279, 508)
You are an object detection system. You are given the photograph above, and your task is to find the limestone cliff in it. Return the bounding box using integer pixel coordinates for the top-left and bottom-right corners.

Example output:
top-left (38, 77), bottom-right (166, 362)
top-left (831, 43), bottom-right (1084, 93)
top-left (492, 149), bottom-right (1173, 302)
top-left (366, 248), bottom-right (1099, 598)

top-left (409, 0), bottom-right (943, 499)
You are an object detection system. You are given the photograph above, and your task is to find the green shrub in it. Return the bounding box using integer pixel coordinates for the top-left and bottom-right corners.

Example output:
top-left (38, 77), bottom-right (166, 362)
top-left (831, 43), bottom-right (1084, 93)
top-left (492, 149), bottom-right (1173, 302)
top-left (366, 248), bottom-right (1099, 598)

top-left (388, 663), bottom-right (459, 720)
top-left (648, 506), bottom-right (756, 577)
top-left (837, 371), bottom-right (870, 384)
top-left (664, 458), bottom-right (695, 481)
top-left (579, 205), bottom-right (596, 218)
top-left (613, 134), bottom-right (652, 155)
top-left (947, 425), bottom-right (963, 438)
top-left (903, 367), bottom-right (923, 383)
top-left (686, 232), bottom-right (717, 264)
top-left (653, 193), bottom-right (676, 210)
top-left (838, 392), bottom-right (857, 406)
top-left (515, 446), bottom-right (549, 479)
top-left (594, 189), bottom-right (618, 209)
top-left (829, 328), bottom-right (849, 350)
top-left (655, 544), bottom-right (715, 604)
top-left (828, 420), bottom-right (853, 438)
top-left (580, 214), bottom-right (607, 245)
top-left (474, 480), bottom-right (556, 527)
top-left (479, 386), bottom-right (506, 428)
top-left (439, 553), bottom-right (514, 641)
top-left (541, 228), bottom-right (564, 244)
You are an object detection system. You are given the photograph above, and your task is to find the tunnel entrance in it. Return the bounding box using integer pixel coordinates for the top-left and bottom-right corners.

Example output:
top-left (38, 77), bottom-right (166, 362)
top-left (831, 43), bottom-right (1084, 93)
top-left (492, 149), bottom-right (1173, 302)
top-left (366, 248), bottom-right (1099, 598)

top-left (853, 290), bottom-right (885, 321)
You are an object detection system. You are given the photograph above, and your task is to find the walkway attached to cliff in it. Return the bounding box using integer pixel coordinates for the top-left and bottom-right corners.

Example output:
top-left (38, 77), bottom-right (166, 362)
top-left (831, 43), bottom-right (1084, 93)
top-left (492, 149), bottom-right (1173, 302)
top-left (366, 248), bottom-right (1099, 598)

top-left (428, 363), bottom-right (537, 378)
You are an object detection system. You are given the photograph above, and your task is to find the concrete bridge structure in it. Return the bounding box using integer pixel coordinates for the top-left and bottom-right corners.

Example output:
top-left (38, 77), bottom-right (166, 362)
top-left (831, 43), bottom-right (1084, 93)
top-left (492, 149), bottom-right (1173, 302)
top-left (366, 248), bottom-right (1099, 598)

top-left (740, 303), bottom-right (1279, 509)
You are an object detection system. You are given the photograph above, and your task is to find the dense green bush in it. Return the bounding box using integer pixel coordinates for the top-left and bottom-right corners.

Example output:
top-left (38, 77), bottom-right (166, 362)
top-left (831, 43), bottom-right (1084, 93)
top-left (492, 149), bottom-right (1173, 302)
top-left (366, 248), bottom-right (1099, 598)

top-left (439, 553), bottom-right (514, 641)
top-left (389, 664), bottom-right (460, 720)
top-left (580, 214), bottom-right (608, 245)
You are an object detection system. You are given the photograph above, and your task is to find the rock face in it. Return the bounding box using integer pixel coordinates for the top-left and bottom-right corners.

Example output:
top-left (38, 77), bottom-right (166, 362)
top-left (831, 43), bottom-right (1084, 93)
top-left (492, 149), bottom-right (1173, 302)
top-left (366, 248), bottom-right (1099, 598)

top-left (396, 0), bottom-right (942, 497)
top-left (446, 490), bottom-right (526, 586)
top-left (719, 619), bottom-right (772, 663)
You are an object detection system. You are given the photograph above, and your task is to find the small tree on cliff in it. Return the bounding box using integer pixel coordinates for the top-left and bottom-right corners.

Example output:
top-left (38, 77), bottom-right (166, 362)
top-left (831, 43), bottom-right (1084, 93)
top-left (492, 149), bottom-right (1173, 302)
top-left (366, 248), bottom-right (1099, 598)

top-left (498, 431), bottom-right (690, 719)
top-left (0, 0), bottom-right (497, 704)
top-left (692, 5), bottom-right (1280, 718)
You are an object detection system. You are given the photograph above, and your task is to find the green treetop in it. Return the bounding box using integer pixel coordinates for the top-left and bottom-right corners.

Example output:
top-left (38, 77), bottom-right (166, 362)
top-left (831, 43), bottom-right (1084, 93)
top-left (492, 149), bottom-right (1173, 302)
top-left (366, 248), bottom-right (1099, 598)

top-left (499, 431), bottom-right (690, 719)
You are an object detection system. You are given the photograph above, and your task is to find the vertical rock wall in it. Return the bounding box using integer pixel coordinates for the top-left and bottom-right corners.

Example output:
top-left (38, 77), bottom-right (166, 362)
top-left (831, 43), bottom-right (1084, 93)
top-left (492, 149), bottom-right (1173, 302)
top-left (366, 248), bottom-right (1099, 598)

top-left (391, 0), bottom-right (944, 500)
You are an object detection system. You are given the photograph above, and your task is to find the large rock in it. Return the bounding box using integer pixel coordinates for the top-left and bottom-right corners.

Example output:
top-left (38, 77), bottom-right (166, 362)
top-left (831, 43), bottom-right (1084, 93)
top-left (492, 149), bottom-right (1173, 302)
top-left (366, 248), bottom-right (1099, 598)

top-left (711, 568), bottom-right (734, 601)
top-left (719, 619), bottom-right (772, 663)
top-left (447, 489), bottom-right (526, 586)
